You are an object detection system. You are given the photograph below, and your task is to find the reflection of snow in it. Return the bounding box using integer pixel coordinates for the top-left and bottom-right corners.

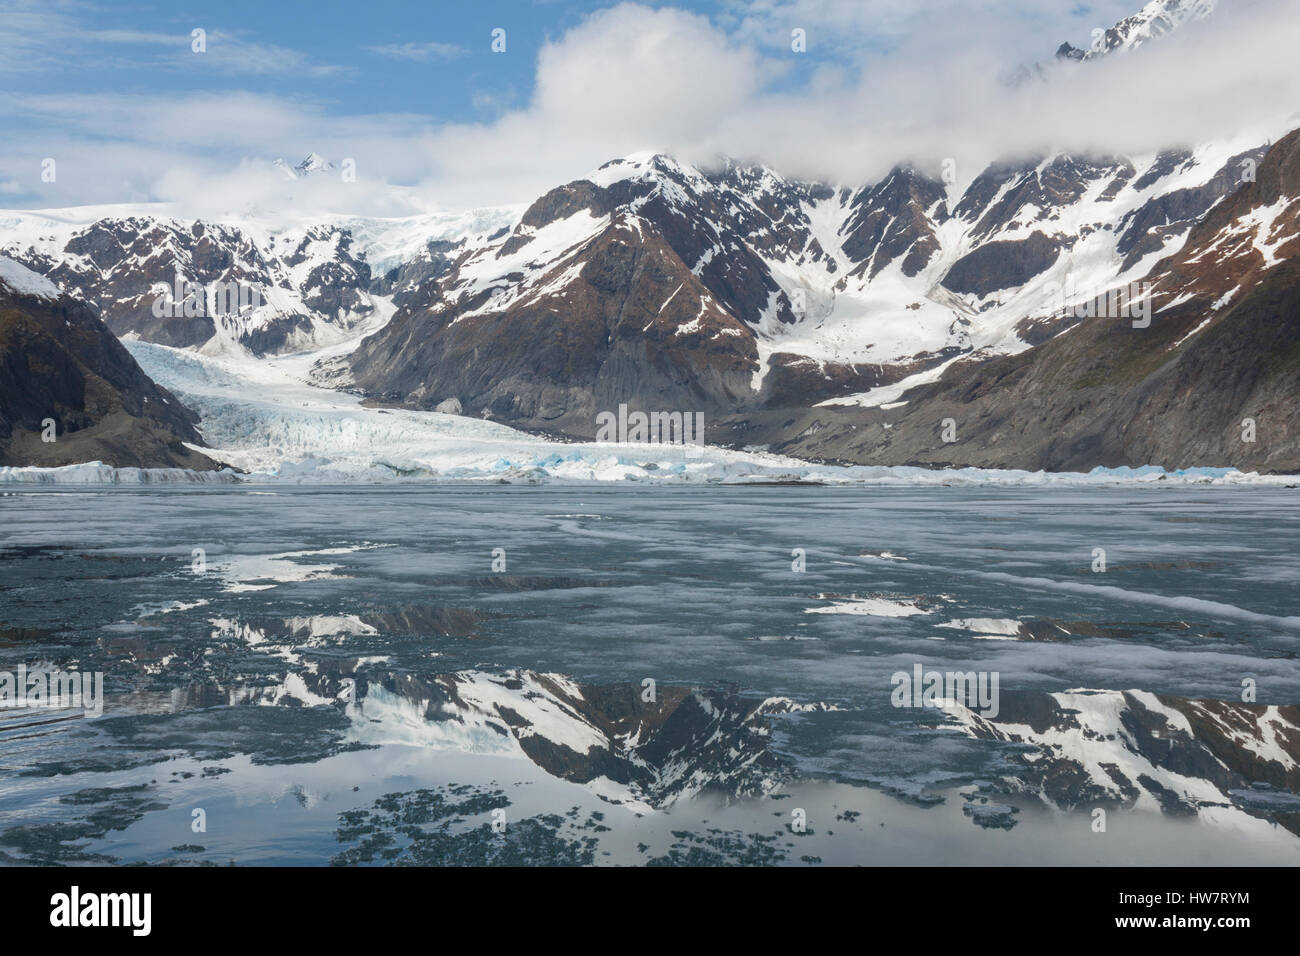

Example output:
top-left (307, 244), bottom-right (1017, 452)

top-left (951, 687), bottom-right (1300, 833)
top-left (215, 546), bottom-right (377, 592)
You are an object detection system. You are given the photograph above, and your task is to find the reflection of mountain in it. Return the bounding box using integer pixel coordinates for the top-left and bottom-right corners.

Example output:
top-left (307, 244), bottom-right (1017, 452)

top-left (347, 669), bottom-right (839, 808)
top-left (394, 671), bottom-right (842, 807)
top-left (207, 621), bottom-right (834, 808)
top-left (172, 613), bottom-right (1300, 828)
top-left (954, 689), bottom-right (1300, 833)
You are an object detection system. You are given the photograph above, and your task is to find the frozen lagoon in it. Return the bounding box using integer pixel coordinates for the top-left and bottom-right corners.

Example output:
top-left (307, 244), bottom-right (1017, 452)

top-left (1, 483), bottom-right (1298, 865)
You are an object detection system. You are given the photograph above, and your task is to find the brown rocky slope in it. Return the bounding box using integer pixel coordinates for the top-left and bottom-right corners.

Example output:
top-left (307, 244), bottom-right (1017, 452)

top-left (0, 262), bottom-right (219, 469)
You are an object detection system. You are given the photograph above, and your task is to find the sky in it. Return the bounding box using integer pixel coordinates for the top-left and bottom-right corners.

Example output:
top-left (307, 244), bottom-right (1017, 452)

top-left (2, 0), bottom-right (1298, 216)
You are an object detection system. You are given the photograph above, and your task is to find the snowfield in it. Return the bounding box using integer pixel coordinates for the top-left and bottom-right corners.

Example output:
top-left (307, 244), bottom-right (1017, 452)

top-left (0, 255), bottom-right (60, 300)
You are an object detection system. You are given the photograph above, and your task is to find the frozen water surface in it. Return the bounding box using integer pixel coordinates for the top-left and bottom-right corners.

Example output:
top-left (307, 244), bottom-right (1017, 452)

top-left (0, 484), bottom-right (1298, 865)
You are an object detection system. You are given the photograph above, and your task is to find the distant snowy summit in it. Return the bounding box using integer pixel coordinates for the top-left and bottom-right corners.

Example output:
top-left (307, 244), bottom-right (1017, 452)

top-left (1057, 0), bottom-right (1215, 60)
top-left (273, 153), bottom-right (337, 181)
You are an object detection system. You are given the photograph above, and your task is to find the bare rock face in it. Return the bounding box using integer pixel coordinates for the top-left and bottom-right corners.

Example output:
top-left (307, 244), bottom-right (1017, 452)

top-left (941, 232), bottom-right (1062, 297)
top-left (353, 212), bottom-right (759, 437)
top-left (0, 262), bottom-right (218, 469)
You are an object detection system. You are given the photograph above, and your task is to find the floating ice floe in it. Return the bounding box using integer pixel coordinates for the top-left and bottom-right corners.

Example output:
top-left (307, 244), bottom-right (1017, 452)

top-left (935, 618), bottom-right (1025, 639)
top-left (806, 595), bottom-right (931, 617)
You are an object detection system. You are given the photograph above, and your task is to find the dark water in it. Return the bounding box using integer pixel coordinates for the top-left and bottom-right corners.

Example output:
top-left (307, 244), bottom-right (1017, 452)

top-left (1, 484), bottom-right (1298, 865)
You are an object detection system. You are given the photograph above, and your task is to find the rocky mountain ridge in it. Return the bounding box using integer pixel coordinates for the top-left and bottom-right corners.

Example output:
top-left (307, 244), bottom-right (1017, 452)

top-left (0, 256), bottom-right (218, 469)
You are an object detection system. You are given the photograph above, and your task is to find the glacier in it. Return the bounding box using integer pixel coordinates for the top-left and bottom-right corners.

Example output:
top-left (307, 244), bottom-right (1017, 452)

top-left (0, 331), bottom-right (1293, 486)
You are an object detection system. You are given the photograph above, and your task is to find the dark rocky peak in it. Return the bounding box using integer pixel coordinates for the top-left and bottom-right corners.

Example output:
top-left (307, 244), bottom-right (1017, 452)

top-left (1055, 41), bottom-right (1087, 61)
top-left (959, 154), bottom-right (1130, 241)
top-left (840, 165), bottom-right (949, 279)
top-left (1058, 0), bottom-right (1217, 62)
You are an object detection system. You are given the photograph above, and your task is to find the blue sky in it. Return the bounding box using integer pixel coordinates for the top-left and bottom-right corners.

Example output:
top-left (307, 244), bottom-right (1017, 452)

top-left (9, 0), bottom-right (1103, 124)
top-left (5, 0), bottom-right (648, 123)
top-left (1, 0), bottom-right (1291, 213)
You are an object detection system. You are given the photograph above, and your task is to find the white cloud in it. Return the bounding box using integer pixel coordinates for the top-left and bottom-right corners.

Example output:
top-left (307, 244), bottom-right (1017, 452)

top-left (411, 0), bottom-right (1300, 204)
top-left (414, 3), bottom-right (768, 204)
top-left (718, 0), bottom-right (1145, 52)
top-left (0, 91), bottom-right (438, 215)
top-left (366, 41), bottom-right (468, 62)
top-left (0, 2), bottom-right (343, 77)
top-left (183, 30), bottom-right (348, 77)
top-left (3, 0), bottom-right (1300, 213)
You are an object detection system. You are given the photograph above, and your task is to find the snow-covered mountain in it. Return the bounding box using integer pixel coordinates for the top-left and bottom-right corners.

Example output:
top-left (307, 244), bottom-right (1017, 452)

top-left (1057, 0), bottom-right (1216, 60)
top-left (272, 152), bottom-right (336, 180)
top-left (0, 202), bottom-right (518, 358)
top-left (341, 131), bottom-right (1278, 438)
top-left (748, 125), bottom-right (1300, 473)
top-left (4, 120), bottom-right (1291, 466)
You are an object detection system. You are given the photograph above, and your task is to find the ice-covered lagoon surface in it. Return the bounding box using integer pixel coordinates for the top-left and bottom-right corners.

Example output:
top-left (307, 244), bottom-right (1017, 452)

top-left (1, 483), bottom-right (1298, 866)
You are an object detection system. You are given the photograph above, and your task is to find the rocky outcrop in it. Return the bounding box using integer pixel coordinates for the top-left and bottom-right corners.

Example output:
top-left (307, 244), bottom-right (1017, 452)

top-left (0, 259), bottom-right (218, 469)
top-left (941, 231), bottom-right (1061, 297)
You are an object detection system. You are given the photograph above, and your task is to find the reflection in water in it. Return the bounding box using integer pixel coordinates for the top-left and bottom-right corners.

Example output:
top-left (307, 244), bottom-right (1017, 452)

top-left (954, 689), bottom-right (1300, 834)
top-left (345, 669), bottom-right (837, 808)
top-left (176, 625), bottom-right (841, 809)
top-left (2, 485), bottom-right (1299, 864)
top-left (159, 620), bottom-right (1300, 835)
